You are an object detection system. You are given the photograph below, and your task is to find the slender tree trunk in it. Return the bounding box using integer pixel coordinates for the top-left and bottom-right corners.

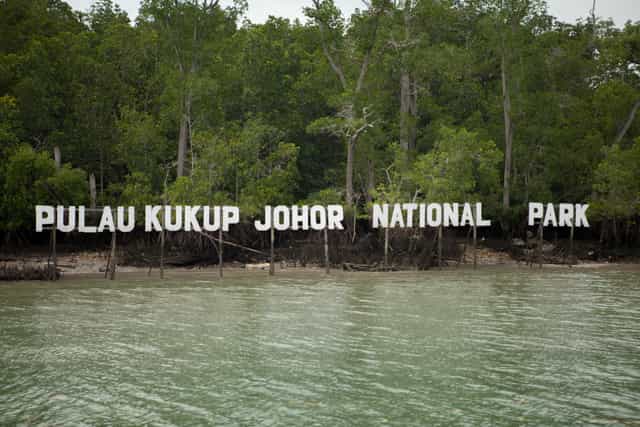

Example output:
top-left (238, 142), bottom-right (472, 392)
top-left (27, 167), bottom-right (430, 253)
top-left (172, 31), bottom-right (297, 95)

top-left (501, 52), bottom-right (513, 211)
top-left (177, 93), bottom-right (192, 178)
top-left (400, 71), bottom-right (412, 152)
top-left (53, 146), bottom-right (61, 169)
top-left (366, 159), bottom-right (375, 205)
top-left (89, 174), bottom-right (97, 209)
top-left (177, 114), bottom-right (188, 178)
top-left (99, 146), bottom-right (104, 202)
top-left (615, 99), bottom-right (640, 145)
top-left (346, 138), bottom-right (355, 206)
top-left (399, 1), bottom-right (417, 153)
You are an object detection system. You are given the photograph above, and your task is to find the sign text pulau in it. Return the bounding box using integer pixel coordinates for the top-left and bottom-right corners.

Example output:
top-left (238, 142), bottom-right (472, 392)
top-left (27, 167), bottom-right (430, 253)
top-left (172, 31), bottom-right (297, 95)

top-left (35, 203), bottom-right (590, 232)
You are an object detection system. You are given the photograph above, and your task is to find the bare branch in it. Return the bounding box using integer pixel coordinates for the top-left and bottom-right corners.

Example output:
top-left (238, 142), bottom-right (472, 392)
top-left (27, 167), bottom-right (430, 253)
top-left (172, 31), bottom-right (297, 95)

top-left (615, 99), bottom-right (640, 145)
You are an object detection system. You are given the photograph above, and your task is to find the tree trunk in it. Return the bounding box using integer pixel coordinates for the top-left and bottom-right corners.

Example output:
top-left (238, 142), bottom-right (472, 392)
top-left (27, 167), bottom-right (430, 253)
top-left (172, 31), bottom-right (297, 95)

top-left (177, 93), bottom-right (192, 178)
top-left (89, 173), bottom-right (97, 209)
top-left (177, 113), bottom-right (188, 178)
top-left (400, 71), bottom-right (412, 152)
top-left (99, 146), bottom-right (104, 202)
top-left (53, 146), bottom-right (61, 169)
top-left (346, 138), bottom-right (355, 206)
top-left (615, 99), bottom-right (640, 145)
top-left (366, 159), bottom-right (375, 205)
top-left (501, 52), bottom-right (513, 211)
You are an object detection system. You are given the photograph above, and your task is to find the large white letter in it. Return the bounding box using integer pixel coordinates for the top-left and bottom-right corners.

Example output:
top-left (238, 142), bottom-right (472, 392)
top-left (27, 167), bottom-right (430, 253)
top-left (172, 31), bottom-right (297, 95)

top-left (427, 204), bottom-right (442, 227)
top-left (528, 203), bottom-right (544, 226)
top-left (117, 207), bottom-right (135, 232)
top-left (558, 204), bottom-right (573, 227)
top-left (443, 203), bottom-right (459, 227)
top-left (403, 203), bottom-right (418, 228)
top-left (222, 206), bottom-right (239, 231)
top-left (543, 203), bottom-right (558, 227)
top-left (372, 204), bottom-right (388, 228)
top-left (475, 203), bottom-right (491, 227)
top-left (203, 206), bottom-right (220, 231)
top-left (254, 206), bottom-right (271, 232)
top-left (164, 206), bottom-right (182, 232)
top-left (309, 206), bottom-right (327, 231)
top-left (78, 206), bottom-right (96, 233)
top-left (184, 206), bottom-right (201, 232)
top-left (273, 205), bottom-right (291, 231)
top-left (389, 204), bottom-right (405, 228)
top-left (98, 207), bottom-right (115, 232)
top-left (36, 205), bottom-right (54, 232)
top-left (327, 205), bottom-right (344, 230)
top-left (145, 206), bottom-right (162, 231)
top-left (291, 205), bottom-right (309, 231)
top-left (57, 206), bottom-right (76, 233)
top-left (575, 204), bottom-right (590, 228)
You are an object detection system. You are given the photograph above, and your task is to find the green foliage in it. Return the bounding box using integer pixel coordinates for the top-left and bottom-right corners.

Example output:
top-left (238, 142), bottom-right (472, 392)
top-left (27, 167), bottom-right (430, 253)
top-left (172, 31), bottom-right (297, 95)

top-left (171, 118), bottom-right (301, 216)
top-left (0, 95), bottom-right (19, 150)
top-left (116, 107), bottom-right (170, 190)
top-left (411, 126), bottom-right (502, 205)
top-left (1, 145), bottom-right (87, 230)
top-left (591, 139), bottom-right (640, 219)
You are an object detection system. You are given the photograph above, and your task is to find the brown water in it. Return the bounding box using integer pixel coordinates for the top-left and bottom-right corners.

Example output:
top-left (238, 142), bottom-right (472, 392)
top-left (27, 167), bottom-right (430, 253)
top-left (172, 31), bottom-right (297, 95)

top-left (1, 268), bottom-right (639, 425)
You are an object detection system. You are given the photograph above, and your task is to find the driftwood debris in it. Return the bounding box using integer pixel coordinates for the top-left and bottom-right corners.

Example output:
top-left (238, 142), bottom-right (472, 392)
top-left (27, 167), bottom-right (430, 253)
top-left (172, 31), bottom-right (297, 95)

top-left (342, 262), bottom-right (398, 272)
top-left (0, 264), bottom-right (61, 281)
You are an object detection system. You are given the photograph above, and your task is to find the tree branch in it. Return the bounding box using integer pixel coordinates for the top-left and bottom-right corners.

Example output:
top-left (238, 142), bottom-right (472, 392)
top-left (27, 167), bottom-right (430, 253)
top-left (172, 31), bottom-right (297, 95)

top-left (614, 99), bottom-right (640, 145)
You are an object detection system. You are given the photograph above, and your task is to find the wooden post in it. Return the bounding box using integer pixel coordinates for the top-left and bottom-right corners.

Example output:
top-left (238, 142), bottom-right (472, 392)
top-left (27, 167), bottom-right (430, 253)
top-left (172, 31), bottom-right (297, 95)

top-left (324, 227), bottom-right (330, 274)
top-left (49, 213), bottom-right (57, 281)
top-left (473, 223), bottom-right (478, 269)
top-left (160, 228), bottom-right (165, 279)
top-left (438, 225), bottom-right (443, 268)
top-left (218, 227), bottom-right (223, 279)
top-left (538, 220), bottom-right (543, 269)
top-left (269, 224), bottom-right (275, 276)
top-left (109, 230), bottom-right (117, 280)
top-left (460, 227), bottom-right (471, 266)
top-left (384, 228), bottom-right (389, 268)
top-left (569, 221), bottom-right (575, 265)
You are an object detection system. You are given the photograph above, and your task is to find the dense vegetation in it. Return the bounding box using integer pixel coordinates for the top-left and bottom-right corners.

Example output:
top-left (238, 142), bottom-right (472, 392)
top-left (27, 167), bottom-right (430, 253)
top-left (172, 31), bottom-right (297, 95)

top-left (1, 0), bottom-right (639, 246)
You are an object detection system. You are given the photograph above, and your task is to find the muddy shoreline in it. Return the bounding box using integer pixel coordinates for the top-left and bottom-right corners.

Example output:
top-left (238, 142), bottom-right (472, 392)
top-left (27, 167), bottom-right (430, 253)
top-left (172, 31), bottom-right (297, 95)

top-left (2, 246), bottom-right (639, 281)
